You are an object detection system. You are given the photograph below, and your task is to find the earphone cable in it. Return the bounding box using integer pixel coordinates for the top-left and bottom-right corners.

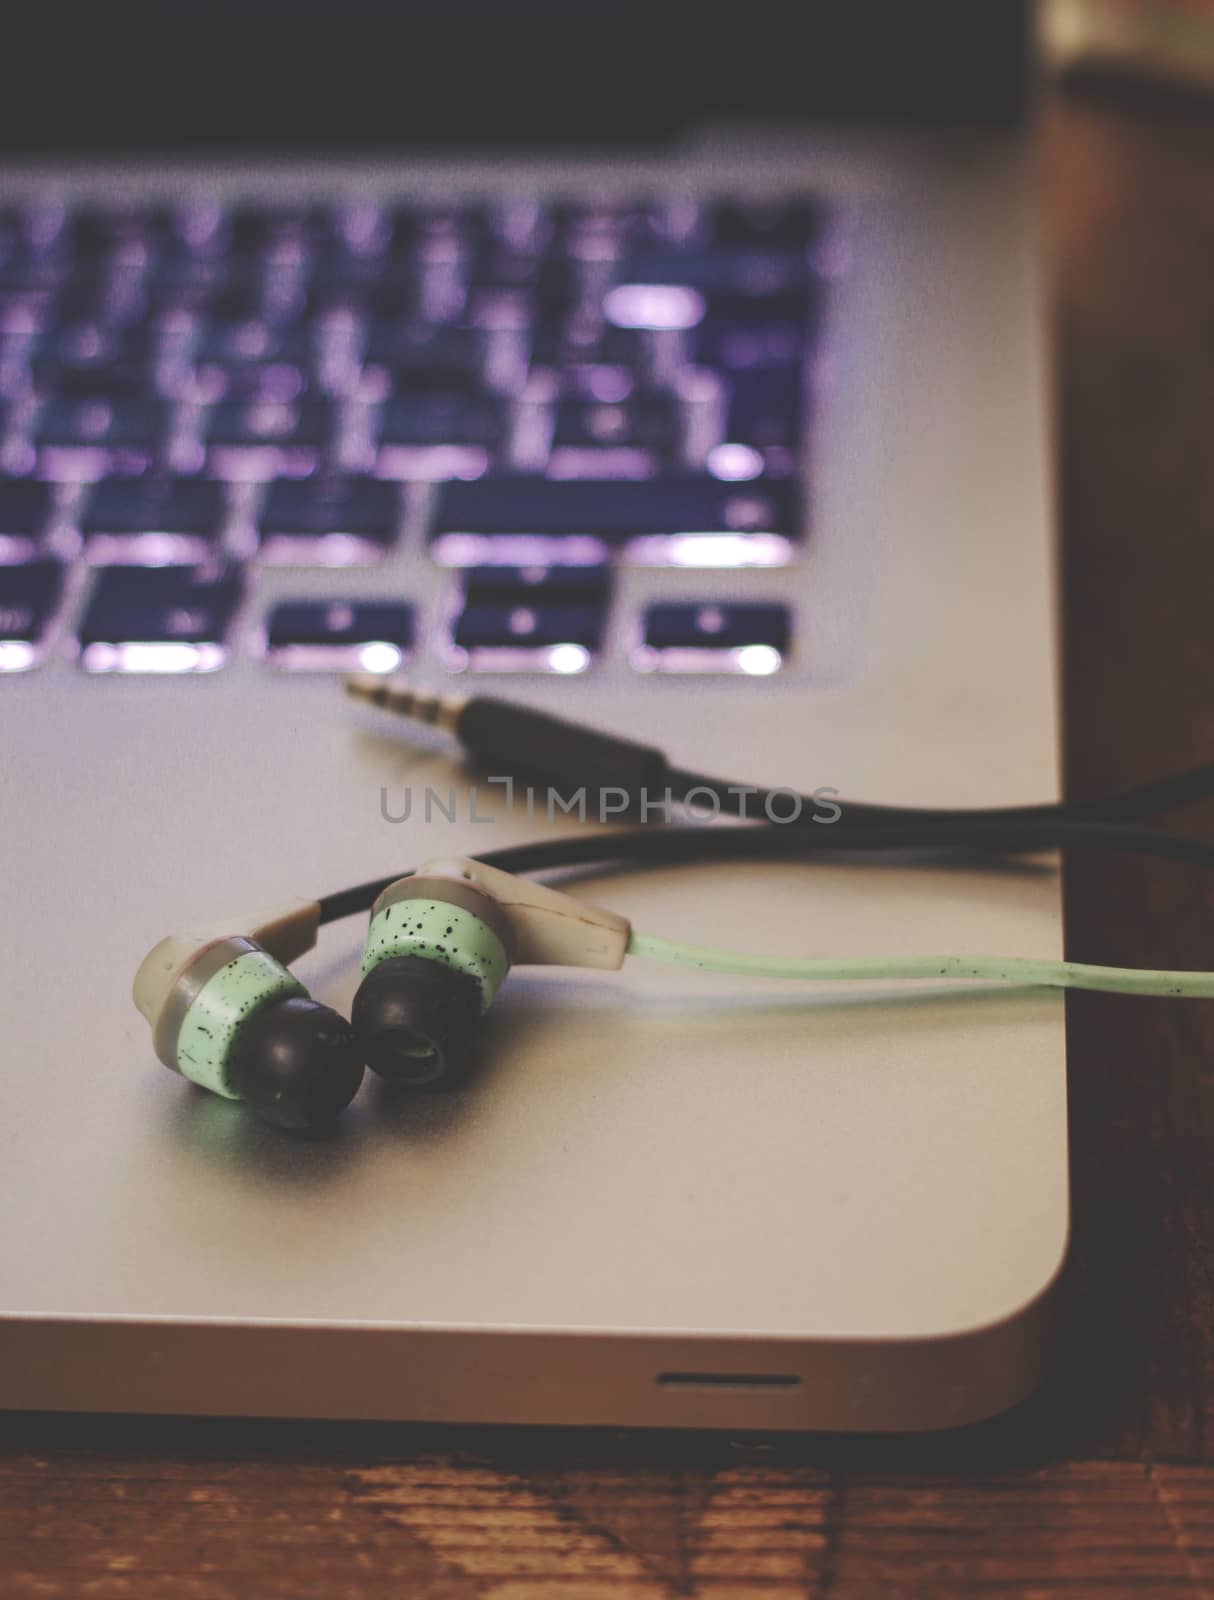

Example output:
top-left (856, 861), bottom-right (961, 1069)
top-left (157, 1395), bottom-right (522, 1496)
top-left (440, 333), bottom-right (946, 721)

top-left (347, 676), bottom-right (1214, 836)
top-left (665, 760), bottom-right (1214, 830)
top-left (316, 817), bottom-right (1214, 926)
top-left (626, 930), bottom-right (1214, 999)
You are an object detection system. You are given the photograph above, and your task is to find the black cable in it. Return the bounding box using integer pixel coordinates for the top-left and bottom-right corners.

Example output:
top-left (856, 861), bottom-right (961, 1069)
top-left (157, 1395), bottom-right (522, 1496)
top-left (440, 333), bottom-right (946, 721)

top-left (317, 817), bottom-right (1214, 926)
top-left (665, 761), bottom-right (1214, 830)
top-left (347, 678), bottom-right (1214, 838)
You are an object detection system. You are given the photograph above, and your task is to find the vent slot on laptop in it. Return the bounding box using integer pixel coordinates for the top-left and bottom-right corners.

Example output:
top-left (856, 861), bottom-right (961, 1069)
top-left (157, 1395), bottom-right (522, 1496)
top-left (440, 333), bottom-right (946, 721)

top-left (656, 1371), bottom-right (802, 1391)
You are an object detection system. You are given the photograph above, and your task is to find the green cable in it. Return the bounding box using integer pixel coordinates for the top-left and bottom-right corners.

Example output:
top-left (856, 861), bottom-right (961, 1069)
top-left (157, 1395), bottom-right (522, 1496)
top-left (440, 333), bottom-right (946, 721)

top-left (626, 932), bottom-right (1214, 999)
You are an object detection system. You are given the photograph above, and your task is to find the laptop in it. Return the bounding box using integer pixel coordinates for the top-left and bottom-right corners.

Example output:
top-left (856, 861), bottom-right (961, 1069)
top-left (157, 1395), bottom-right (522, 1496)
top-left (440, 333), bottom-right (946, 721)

top-left (0, 1), bottom-right (1065, 1431)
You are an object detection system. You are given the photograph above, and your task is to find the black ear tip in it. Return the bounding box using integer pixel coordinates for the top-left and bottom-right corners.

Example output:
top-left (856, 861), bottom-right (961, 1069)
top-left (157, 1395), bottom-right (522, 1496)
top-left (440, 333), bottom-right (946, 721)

top-left (352, 955), bottom-right (483, 1088)
top-left (228, 996), bottom-right (364, 1133)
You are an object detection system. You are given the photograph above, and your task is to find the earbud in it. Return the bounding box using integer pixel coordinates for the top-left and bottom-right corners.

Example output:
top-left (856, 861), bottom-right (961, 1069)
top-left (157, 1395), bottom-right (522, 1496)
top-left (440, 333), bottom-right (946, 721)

top-left (133, 899), bottom-right (364, 1133)
top-left (351, 861), bottom-right (515, 1087)
top-left (352, 857), bottom-right (632, 1088)
top-left (353, 955), bottom-right (487, 1087)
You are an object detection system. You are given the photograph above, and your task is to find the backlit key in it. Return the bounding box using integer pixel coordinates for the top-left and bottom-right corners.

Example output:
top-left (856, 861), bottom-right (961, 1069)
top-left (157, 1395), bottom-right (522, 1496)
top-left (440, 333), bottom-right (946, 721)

top-left (0, 558), bottom-right (64, 669)
top-left (81, 475), bottom-right (226, 564)
top-left (76, 560), bottom-right (243, 673)
top-left (431, 473), bottom-right (800, 566)
top-left (0, 476), bottom-right (54, 560)
top-left (450, 564), bottom-right (610, 673)
top-left (257, 475), bottom-right (400, 565)
top-left (636, 600), bottom-right (789, 674)
top-left (264, 598), bottom-right (413, 673)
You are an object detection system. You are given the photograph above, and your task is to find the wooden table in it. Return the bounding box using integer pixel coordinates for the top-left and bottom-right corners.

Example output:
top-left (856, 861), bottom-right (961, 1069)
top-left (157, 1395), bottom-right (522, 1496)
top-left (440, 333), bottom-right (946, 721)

top-left (6, 85), bottom-right (1214, 1597)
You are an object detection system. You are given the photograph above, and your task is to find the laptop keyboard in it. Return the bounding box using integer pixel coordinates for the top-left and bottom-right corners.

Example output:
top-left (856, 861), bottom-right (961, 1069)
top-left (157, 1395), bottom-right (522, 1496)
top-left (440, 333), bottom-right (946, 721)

top-left (0, 195), bottom-right (826, 678)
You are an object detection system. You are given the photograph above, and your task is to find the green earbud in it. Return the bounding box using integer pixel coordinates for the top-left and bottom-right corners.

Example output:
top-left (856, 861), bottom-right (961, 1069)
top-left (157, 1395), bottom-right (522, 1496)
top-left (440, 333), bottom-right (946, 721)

top-left (351, 856), bottom-right (631, 1087)
top-left (133, 904), bottom-right (365, 1132)
top-left (352, 868), bottom-right (516, 1087)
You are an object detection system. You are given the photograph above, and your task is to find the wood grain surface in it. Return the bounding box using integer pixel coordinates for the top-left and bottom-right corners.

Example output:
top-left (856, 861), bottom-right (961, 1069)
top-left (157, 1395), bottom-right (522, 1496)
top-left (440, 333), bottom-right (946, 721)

top-left (5, 85), bottom-right (1214, 1597)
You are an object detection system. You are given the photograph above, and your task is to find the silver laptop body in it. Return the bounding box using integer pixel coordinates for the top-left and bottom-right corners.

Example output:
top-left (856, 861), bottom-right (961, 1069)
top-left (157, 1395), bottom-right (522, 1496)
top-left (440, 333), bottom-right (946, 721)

top-left (0, 1), bottom-right (1064, 1430)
